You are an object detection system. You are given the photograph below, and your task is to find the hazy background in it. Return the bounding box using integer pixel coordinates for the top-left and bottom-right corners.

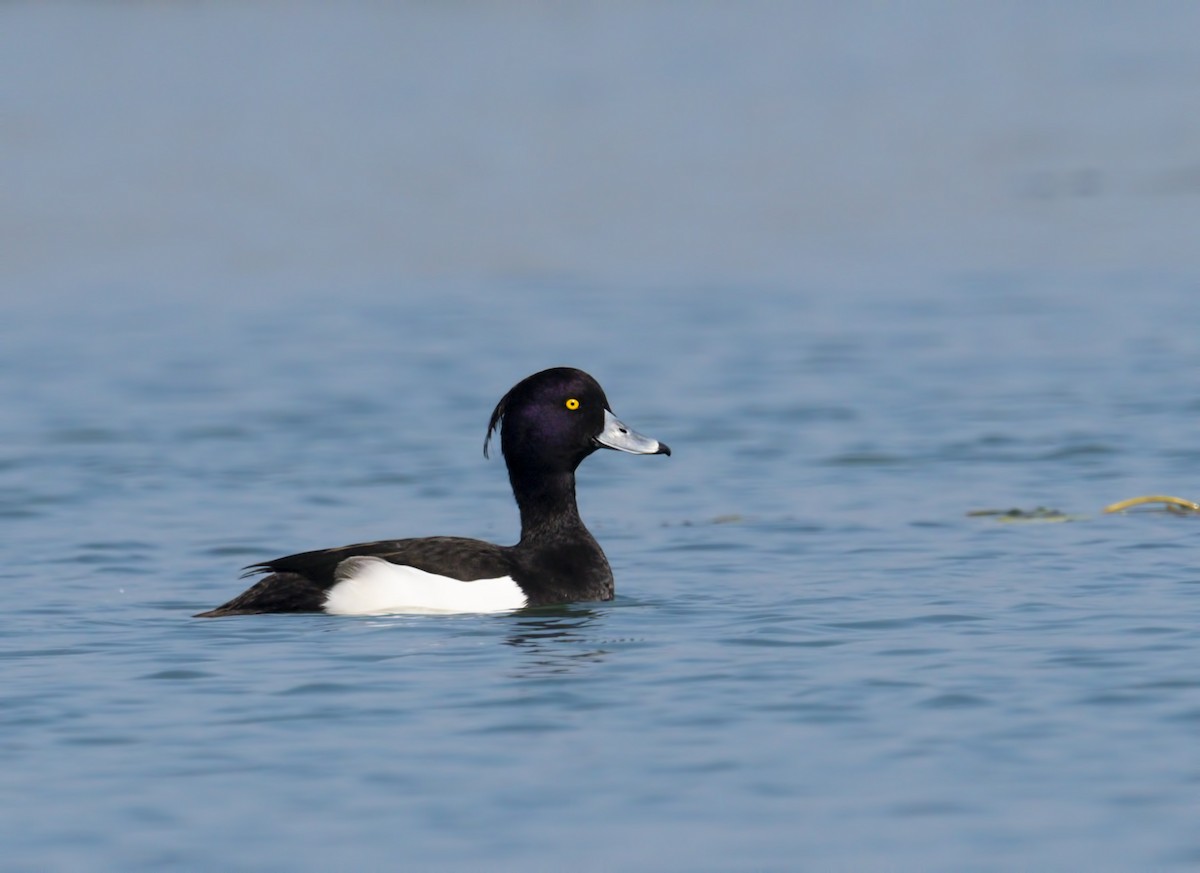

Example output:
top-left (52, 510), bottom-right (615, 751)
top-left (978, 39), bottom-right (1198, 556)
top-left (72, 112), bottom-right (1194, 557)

top-left (5, 2), bottom-right (1200, 305)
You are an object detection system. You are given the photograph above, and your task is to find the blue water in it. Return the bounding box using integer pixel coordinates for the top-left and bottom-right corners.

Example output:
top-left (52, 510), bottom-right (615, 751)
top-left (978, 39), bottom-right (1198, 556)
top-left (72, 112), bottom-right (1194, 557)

top-left (4, 4), bottom-right (1200, 871)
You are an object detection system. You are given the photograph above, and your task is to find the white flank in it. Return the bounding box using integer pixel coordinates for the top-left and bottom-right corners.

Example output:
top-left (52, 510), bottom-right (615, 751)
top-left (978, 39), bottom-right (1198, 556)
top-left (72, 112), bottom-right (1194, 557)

top-left (323, 556), bottom-right (527, 616)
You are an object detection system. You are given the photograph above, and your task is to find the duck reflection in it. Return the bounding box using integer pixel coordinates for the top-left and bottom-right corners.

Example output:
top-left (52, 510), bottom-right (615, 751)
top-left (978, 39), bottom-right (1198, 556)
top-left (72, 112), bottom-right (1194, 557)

top-left (504, 606), bottom-right (608, 676)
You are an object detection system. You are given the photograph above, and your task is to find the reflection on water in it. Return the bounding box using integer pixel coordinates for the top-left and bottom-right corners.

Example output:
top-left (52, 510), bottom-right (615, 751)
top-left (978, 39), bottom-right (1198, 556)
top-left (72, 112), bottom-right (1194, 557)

top-left (504, 607), bottom-right (608, 677)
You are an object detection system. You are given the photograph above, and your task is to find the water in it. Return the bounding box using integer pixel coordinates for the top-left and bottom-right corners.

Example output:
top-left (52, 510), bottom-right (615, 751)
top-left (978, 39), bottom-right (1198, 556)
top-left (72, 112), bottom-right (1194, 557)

top-left (4, 4), bottom-right (1200, 871)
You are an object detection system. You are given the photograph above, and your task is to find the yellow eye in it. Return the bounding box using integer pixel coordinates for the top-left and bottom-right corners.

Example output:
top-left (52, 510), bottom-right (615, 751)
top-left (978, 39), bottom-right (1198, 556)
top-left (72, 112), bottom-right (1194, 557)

top-left (565, 398), bottom-right (580, 410)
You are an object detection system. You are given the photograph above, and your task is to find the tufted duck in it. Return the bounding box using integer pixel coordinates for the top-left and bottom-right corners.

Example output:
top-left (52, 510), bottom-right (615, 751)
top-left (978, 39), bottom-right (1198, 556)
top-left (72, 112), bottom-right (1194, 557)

top-left (195, 367), bottom-right (669, 617)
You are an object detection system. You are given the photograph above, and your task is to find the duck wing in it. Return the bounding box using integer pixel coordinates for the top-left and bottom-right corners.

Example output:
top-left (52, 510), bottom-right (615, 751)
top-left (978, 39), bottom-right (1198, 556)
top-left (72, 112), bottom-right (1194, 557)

top-left (195, 537), bottom-right (514, 617)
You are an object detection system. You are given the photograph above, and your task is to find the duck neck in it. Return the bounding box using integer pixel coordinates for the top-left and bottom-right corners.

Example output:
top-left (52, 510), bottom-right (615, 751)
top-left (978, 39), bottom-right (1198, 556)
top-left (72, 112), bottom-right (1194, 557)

top-left (510, 466), bottom-right (586, 541)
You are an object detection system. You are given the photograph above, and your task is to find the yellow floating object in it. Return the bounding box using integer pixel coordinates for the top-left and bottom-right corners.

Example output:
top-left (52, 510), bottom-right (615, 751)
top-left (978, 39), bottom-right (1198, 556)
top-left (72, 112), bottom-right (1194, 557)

top-left (1102, 495), bottom-right (1200, 514)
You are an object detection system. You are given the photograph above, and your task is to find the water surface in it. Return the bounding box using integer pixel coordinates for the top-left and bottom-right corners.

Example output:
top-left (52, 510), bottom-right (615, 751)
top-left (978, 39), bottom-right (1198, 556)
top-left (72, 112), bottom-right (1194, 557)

top-left (3, 4), bottom-right (1200, 871)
